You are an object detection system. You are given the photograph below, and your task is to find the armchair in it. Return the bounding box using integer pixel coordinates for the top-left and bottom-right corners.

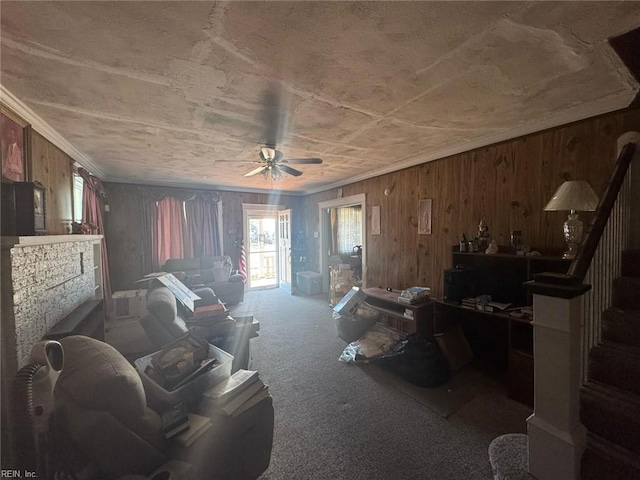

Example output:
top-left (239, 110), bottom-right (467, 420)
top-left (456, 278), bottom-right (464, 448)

top-left (139, 286), bottom-right (257, 374)
top-left (162, 256), bottom-right (244, 306)
top-left (23, 335), bottom-right (273, 480)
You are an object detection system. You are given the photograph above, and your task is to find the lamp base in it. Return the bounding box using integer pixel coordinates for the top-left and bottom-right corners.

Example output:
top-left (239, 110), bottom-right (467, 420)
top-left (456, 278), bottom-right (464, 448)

top-left (563, 212), bottom-right (583, 261)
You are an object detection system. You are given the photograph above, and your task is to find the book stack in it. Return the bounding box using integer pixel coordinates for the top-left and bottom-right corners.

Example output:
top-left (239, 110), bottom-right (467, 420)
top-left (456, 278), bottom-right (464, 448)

top-left (202, 369), bottom-right (270, 417)
top-left (174, 413), bottom-right (213, 447)
top-left (398, 286), bottom-right (431, 305)
top-left (193, 300), bottom-right (228, 320)
top-left (460, 297), bottom-right (477, 310)
top-left (161, 402), bottom-right (190, 439)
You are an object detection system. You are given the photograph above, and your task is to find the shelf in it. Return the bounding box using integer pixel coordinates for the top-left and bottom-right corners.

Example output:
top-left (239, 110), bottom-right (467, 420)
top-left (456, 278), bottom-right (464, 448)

top-left (363, 288), bottom-right (434, 337)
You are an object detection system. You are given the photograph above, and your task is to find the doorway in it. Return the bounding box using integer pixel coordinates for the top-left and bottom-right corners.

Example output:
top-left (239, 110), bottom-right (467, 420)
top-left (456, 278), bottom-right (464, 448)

top-left (242, 203), bottom-right (287, 292)
top-left (318, 194), bottom-right (367, 293)
top-left (247, 214), bottom-right (277, 289)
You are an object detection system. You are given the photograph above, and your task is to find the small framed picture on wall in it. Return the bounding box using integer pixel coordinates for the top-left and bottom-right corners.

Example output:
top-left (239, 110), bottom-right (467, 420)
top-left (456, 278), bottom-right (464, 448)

top-left (371, 205), bottom-right (380, 235)
top-left (1, 105), bottom-right (30, 183)
top-left (418, 199), bottom-right (432, 235)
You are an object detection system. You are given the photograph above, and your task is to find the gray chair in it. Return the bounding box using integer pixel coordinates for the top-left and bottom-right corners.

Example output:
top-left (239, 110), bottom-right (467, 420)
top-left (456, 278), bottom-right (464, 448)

top-left (42, 335), bottom-right (273, 480)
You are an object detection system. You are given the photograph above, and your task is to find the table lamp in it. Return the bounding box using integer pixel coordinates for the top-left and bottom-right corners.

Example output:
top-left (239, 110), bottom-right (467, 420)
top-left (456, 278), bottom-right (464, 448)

top-left (544, 180), bottom-right (599, 259)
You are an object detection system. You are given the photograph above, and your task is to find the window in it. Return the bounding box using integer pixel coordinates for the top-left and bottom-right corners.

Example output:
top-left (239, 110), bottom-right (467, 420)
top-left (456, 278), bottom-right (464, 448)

top-left (73, 172), bottom-right (83, 222)
top-left (334, 205), bottom-right (362, 255)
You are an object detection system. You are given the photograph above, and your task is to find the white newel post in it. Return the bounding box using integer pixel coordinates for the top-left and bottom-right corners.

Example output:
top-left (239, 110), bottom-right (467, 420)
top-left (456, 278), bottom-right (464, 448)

top-left (527, 286), bottom-right (589, 480)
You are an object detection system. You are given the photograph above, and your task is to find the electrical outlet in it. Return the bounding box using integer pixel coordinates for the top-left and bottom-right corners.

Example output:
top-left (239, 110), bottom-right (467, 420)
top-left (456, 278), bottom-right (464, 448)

top-left (313, 231), bottom-right (319, 238)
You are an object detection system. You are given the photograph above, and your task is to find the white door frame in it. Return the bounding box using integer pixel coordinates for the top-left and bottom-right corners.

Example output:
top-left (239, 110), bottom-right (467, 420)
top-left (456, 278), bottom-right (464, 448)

top-left (318, 194), bottom-right (367, 293)
top-left (242, 203), bottom-right (285, 290)
top-left (278, 208), bottom-right (293, 294)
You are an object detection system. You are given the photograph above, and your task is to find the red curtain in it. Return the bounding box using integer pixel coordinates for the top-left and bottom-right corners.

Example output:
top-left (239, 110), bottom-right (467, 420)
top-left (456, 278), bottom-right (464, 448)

top-left (184, 198), bottom-right (222, 258)
top-left (78, 168), bottom-right (113, 317)
top-left (157, 196), bottom-right (186, 267)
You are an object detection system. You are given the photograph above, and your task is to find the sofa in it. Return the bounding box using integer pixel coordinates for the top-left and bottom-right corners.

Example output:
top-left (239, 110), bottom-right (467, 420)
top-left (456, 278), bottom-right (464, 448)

top-left (49, 335), bottom-right (274, 480)
top-left (139, 285), bottom-right (257, 374)
top-left (162, 256), bottom-right (244, 306)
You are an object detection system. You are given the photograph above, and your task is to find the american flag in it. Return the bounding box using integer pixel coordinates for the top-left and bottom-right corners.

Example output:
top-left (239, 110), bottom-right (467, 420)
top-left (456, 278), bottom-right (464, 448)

top-left (238, 240), bottom-right (247, 283)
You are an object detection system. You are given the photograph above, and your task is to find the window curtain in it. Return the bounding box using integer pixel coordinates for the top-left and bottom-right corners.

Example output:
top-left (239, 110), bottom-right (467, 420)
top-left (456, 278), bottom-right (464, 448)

top-left (157, 196), bottom-right (187, 267)
top-left (335, 205), bottom-right (362, 255)
top-left (139, 190), bottom-right (159, 273)
top-left (184, 193), bottom-right (222, 258)
top-left (78, 167), bottom-right (113, 316)
top-left (137, 186), bottom-right (223, 273)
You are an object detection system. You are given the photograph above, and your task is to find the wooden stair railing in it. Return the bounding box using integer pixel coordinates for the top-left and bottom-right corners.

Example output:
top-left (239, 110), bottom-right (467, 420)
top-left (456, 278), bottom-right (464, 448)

top-left (568, 142), bottom-right (637, 282)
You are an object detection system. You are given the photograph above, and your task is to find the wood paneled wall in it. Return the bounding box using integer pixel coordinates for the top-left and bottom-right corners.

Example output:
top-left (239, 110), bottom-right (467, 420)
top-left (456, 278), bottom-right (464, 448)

top-left (29, 130), bottom-right (74, 234)
top-left (302, 108), bottom-right (640, 298)
top-left (104, 184), bottom-right (300, 290)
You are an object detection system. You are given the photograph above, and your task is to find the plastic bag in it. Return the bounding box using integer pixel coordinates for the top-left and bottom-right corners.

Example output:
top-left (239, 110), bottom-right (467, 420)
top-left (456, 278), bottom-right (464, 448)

top-left (339, 323), bottom-right (402, 363)
top-left (377, 333), bottom-right (450, 388)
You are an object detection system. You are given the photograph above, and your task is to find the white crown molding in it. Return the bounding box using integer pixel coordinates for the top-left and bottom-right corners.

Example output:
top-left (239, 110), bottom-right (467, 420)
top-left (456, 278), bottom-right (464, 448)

top-left (302, 93), bottom-right (636, 196)
top-left (105, 175), bottom-right (307, 196)
top-left (0, 85), bottom-right (106, 178)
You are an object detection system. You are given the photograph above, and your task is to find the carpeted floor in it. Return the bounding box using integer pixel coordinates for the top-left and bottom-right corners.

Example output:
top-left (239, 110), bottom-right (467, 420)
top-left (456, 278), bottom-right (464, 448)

top-left (228, 288), bottom-right (532, 480)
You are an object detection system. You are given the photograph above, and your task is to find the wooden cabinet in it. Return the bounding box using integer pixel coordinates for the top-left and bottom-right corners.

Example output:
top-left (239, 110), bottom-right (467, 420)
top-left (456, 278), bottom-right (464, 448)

top-left (363, 287), bottom-right (435, 337)
top-left (437, 249), bottom-right (570, 407)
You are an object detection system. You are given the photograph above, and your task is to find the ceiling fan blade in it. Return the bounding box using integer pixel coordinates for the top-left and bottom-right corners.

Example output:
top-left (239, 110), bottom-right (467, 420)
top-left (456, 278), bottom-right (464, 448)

top-left (285, 158), bottom-right (323, 164)
top-left (260, 147), bottom-right (276, 162)
top-left (278, 164), bottom-right (303, 177)
top-left (245, 165), bottom-right (268, 177)
top-left (273, 149), bottom-right (284, 162)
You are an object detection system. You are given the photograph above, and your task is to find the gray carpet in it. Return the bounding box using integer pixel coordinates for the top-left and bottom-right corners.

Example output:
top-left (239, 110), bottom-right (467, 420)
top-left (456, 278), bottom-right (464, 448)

top-left (229, 289), bottom-right (532, 480)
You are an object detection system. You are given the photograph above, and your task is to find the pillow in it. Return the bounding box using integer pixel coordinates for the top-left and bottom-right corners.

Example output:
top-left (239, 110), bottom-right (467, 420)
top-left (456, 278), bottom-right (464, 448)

top-left (212, 266), bottom-right (231, 283)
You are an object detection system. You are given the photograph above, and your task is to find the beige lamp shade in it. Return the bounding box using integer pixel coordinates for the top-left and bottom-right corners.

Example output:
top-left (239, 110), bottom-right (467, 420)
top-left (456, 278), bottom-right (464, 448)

top-left (544, 181), bottom-right (599, 212)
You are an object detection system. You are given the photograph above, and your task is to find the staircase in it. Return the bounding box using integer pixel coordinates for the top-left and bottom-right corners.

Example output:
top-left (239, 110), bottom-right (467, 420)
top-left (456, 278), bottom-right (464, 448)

top-left (580, 249), bottom-right (640, 479)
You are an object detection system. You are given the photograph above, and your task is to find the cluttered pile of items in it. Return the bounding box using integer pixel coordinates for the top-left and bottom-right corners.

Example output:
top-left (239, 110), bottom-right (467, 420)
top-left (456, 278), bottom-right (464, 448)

top-left (333, 287), bottom-right (450, 388)
top-left (143, 332), bottom-right (219, 392)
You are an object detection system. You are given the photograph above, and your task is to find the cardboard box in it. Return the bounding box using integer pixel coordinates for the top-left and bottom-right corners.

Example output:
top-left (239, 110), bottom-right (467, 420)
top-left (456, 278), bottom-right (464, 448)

top-left (137, 273), bottom-right (201, 312)
top-left (113, 289), bottom-right (148, 319)
top-left (332, 287), bottom-right (367, 318)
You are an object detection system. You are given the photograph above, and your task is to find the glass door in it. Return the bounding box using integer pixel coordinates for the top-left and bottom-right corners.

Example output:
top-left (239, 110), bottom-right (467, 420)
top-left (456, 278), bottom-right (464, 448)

top-left (247, 215), bottom-right (277, 289)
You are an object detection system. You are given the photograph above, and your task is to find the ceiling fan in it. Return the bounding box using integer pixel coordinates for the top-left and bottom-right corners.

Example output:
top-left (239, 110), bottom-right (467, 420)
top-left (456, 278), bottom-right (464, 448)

top-left (244, 146), bottom-right (323, 180)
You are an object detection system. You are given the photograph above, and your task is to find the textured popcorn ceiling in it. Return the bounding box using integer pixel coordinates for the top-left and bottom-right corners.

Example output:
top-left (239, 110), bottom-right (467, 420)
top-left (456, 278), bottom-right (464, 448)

top-left (1, 2), bottom-right (638, 193)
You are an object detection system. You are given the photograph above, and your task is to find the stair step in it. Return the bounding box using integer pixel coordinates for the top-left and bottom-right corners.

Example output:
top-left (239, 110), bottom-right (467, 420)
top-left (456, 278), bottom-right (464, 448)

top-left (621, 249), bottom-right (640, 277)
top-left (602, 308), bottom-right (640, 348)
top-left (581, 433), bottom-right (640, 480)
top-left (588, 342), bottom-right (640, 395)
top-left (612, 277), bottom-right (640, 309)
top-left (580, 381), bottom-right (640, 454)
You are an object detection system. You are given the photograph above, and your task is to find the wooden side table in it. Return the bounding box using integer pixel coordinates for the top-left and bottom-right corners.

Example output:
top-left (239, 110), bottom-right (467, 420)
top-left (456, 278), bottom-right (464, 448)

top-left (362, 287), bottom-right (435, 337)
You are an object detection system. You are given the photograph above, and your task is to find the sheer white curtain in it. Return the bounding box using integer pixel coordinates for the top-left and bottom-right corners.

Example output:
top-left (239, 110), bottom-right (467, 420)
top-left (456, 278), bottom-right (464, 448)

top-left (333, 205), bottom-right (362, 255)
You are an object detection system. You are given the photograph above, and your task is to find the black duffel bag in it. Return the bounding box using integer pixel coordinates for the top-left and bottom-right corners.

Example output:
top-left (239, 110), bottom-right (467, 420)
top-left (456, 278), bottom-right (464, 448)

top-left (377, 333), bottom-right (450, 388)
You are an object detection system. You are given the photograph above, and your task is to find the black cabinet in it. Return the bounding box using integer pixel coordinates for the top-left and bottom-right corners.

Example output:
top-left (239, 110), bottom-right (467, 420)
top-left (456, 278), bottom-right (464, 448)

top-left (437, 248), bottom-right (571, 407)
top-left (1, 181), bottom-right (46, 236)
top-left (450, 249), bottom-right (571, 306)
